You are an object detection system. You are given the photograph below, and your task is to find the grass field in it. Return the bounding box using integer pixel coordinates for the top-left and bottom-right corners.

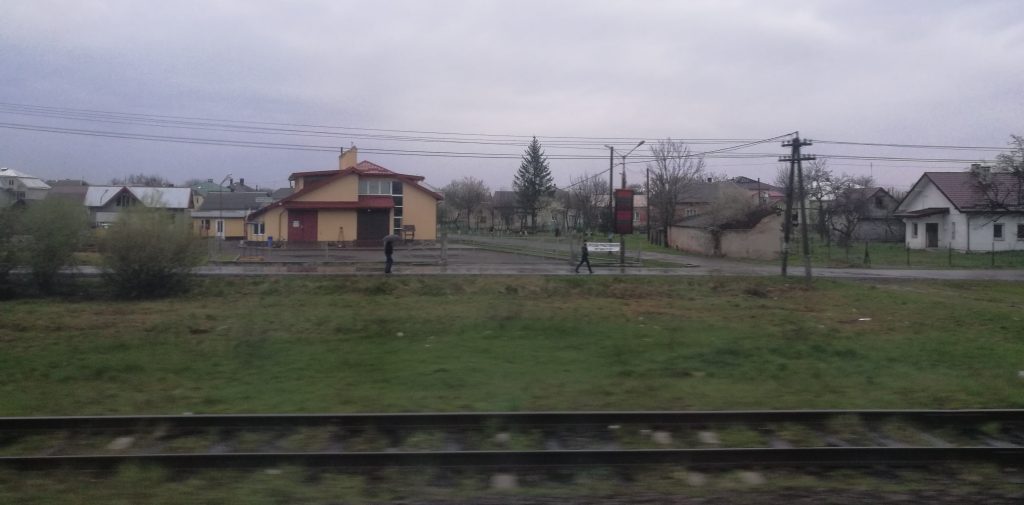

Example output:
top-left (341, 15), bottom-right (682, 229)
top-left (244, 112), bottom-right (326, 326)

top-left (2, 276), bottom-right (1023, 416)
top-left (622, 232), bottom-right (1024, 268)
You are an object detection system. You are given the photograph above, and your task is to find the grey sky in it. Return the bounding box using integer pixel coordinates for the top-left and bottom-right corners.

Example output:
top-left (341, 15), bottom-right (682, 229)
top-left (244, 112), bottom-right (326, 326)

top-left (1, 0), bottom-right (1021, 192)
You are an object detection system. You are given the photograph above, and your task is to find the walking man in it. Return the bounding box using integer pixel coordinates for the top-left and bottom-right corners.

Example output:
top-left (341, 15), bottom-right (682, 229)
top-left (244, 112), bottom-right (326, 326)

top-left (575, 240), bottom-right (593, 274)
top-left (384, 238), bottom-right (394, 274)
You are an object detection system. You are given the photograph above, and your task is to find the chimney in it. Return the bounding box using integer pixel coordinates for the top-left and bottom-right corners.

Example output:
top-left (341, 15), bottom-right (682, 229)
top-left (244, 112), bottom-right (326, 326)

top-left (339, 146), bottom-right (358, 170)
top-left (970, 163), bottom-right (992, 184)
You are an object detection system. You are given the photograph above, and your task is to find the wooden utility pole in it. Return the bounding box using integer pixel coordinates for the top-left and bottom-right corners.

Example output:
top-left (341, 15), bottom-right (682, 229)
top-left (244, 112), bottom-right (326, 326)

top-left (780, 134), bottom-right (816, 282)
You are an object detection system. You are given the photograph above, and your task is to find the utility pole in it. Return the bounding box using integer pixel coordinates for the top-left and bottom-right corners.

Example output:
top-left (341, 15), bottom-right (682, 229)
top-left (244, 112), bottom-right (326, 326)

top-left (645, 167), bottom-right (650, 243)
top-left (605, 145), bottom-right (615, 237)
top-left (780, 134), bottom-right (815, 282)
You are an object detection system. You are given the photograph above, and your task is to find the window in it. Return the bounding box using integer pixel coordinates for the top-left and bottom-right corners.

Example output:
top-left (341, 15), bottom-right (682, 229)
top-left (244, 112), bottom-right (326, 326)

top-left (250, 222), bottom-right (265, 236)
top-left (216, 220), bottom-right (224, 234)
top-left (875, 197), bottom-right (885, 209)
top-left (359, 178), bottom-right (395, 195)
top-left (115, 193), bottom-right (133, 207)
top-left (912, 223), bottom-right (918, 238)
top-left (685, 208), bottom-right (696, 217)
top-left (202, 219), bottom-right (211, 230)
top-left (993, 223), bottom-right (1004, 240)
top-left (14, 191), bottom-right (26, 201)
top-left (393, 194), bottom-right (404, 233)
top-left (392, 181), bottom-right (403, 195)
top-left (951, 222), bottom-right (956, 241)
top-left (1017, 224), bottom-right (1024, 241)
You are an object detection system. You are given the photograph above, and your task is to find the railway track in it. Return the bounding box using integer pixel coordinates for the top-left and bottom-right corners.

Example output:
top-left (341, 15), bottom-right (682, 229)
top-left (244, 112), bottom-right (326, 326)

top-left (1, 410), bottom-right (1022, 470)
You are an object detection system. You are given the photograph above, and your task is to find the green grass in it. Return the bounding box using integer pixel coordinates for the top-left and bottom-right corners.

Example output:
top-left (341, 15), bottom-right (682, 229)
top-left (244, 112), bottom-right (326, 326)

top-left (1, 276), bottom-right (1023, 416)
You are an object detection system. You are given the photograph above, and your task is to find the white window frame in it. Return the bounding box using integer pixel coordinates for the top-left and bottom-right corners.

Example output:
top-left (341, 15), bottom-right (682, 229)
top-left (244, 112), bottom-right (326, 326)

top-left (911, 223), bottom-right (918, 238)
top-left (250, 222), bottom-right (265, 236)
top-left (216, 219), bottom-right (224, 238)
top-left (993, 223), bottom-right (1004, 241)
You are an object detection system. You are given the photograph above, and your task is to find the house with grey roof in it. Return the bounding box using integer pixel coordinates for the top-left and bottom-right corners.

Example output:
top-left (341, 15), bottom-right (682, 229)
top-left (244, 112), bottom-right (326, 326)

top-left (84, 186), bottom-right (193, 227)
top-left (0, 167), bottom-right (51, 207)
top-left (895, 166), bottom-right (1024, 251)
top-left (192, 191), bottom-right (274, 239)
top-left (830, 187), bottom-right (904, 243)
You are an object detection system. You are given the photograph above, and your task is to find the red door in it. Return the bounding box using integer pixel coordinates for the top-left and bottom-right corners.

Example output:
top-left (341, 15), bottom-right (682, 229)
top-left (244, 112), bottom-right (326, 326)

top-left (287, 210), bottom-right (318, 242)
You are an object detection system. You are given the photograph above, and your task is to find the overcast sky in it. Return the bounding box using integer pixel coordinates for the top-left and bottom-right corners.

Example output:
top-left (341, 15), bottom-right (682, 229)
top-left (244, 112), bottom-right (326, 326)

top-left (1, 0), bottom-right (1021, 192)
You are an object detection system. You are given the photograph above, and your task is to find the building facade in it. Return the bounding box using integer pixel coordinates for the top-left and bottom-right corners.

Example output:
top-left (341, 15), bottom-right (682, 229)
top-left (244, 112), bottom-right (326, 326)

top-left (896, 169), bottom-right (1024, 252)
top-left (245, 148), bottom-right (442, 244)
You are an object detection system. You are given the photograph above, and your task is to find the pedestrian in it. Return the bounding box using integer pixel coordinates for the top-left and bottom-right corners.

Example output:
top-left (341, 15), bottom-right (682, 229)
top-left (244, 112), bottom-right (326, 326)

top-left (575, 240), bottom-right (593, 274)
top-left (384, 238), bottom-right (394, 274)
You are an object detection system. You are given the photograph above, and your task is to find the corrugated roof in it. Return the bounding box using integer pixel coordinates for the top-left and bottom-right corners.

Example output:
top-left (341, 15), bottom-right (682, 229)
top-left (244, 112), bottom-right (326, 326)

top-left (0, 167), bottom-right (51, 189)
top-left (196, 192), bottom-right (272, 212)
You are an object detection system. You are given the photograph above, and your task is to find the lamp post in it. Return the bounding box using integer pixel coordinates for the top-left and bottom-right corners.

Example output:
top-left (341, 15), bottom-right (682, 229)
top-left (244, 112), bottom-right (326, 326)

top-left (603, 145), bottom-right (615, 240)
top-left (620, 140), bottom-right (645, 189)
top-left (617, 141), bottom-right (645, 265)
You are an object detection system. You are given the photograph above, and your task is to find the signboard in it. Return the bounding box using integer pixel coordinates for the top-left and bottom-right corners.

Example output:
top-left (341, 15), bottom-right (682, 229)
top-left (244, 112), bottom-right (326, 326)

top-left (614, 189), bottom-right (634, 235)
top-left (586, 242), bottom-right (620, 253)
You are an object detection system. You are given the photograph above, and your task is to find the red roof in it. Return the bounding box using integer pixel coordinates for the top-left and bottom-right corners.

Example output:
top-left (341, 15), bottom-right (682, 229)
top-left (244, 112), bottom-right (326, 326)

top-left (248, 160), bottom-right (441, 219)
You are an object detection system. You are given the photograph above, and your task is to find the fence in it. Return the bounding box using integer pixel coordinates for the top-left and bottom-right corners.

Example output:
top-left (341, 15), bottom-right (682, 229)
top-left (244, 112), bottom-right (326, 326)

top-left (812, 240), bottom-right (1024, 269)
top-left (449, 231), bottom-right (644, 266)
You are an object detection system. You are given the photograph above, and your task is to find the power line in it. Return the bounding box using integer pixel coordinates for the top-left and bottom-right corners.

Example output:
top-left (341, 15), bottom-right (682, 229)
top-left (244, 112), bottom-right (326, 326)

top-left (0, 101), bottom-right (757, 145)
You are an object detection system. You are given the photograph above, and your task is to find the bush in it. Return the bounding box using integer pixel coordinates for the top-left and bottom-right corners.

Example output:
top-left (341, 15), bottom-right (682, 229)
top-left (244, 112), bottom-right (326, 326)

top-left (20, 199), bottom-right (89, 293)
top-left (0, 207), bottom-right (21, 292)
top-left (100, 206), bottom-right (205, 298)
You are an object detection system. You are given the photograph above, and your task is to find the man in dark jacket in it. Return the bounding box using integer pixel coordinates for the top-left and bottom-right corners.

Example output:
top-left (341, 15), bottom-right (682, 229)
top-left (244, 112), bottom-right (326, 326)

top-left (575, 241), bottom-right (593, 274)
top-left (385, 239), bottom-right (394, 274)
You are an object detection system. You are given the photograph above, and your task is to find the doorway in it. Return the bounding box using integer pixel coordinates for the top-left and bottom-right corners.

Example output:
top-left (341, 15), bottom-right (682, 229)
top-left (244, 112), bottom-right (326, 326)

top-left (925, 222), bottom-right (939, 248)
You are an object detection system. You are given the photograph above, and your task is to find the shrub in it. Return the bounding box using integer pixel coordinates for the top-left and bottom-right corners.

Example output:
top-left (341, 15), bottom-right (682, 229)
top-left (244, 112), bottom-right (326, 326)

top-left (0, 207), bottom-right (21, 292)
top-left (100, 206), bottom-right (205, 298)
top-left (20, 198), bottom-right (89, 293)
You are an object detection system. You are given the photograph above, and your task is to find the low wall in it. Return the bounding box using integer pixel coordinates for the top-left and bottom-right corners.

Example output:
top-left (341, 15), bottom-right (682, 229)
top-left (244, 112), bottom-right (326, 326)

top-left (668, 214), bottom-right (782, 260)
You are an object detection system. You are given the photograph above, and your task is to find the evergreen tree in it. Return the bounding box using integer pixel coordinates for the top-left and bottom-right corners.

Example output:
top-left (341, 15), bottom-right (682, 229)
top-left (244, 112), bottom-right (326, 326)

top-left (513, 137), bottom-right (555, 229)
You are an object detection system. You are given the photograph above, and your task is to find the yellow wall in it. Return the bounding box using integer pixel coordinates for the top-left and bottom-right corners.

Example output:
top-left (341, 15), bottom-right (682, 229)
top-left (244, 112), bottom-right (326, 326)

top-left (193, 216), bottom-right (246, 239)
top-left (317, 210), bottom-right (357, 242)
top-left (403, 185), bottom-right (439, 240)
top-left (247, 207), bottom-right (287, 242)
top-left (295, 174), bottom-right (357, 202)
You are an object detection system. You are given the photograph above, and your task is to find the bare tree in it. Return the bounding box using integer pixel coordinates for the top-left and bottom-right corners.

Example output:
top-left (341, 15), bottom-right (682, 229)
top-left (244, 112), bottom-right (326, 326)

top-left (775, 159), bottom-right (834, 239)
top-left (703, 184), bottom-right (760, 255)
top-left (827, 174), bottom-right (877, 247)
top-left (647, 139), bottom-right (708, 245)
top-left (564, 172), bottom-right (607, 232)
top-left (994, 134), bottom-right (1024, 176)
top-left (110, 173), bottom-right (171, 187)
top-left (442, 177), bottom-right (490, 230)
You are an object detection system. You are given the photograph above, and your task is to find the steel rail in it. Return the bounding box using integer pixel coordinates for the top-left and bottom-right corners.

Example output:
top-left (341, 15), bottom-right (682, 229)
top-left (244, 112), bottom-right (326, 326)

top-left (2, 447), bottom-right (1022, 470)
top-left (1, 409), bottom-right (1022, 431)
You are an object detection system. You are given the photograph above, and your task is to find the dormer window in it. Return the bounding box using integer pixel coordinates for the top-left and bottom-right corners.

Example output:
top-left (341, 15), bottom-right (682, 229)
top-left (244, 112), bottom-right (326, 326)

top-left (359, 178), bottom-right (395, 195)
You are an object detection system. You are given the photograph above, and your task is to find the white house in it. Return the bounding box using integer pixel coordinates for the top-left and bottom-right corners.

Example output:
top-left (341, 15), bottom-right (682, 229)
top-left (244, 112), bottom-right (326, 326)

top-left (0, 167), bottom-right (51, 207)
top-left (895, 168), bottom-right (1024, 252)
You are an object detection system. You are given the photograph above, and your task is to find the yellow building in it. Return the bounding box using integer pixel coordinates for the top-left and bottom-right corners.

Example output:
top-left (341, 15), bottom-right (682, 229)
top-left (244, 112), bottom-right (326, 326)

top-left (246, 148), bottom-right (442, 244)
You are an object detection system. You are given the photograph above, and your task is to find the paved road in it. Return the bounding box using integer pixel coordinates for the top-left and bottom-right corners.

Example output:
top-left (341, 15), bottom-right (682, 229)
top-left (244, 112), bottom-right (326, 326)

top-left (64, 246), bottom-right (1024, 281)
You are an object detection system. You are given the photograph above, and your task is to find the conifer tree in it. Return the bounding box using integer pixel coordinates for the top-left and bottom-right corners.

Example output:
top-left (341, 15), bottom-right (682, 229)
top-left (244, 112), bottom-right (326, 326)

top-left (513, 137), bottom-right (555, 229)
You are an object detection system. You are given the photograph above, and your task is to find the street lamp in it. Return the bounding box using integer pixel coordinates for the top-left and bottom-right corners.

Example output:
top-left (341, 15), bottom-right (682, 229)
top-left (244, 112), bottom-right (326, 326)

top-left (620, 140), bottom-right (645, 189)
